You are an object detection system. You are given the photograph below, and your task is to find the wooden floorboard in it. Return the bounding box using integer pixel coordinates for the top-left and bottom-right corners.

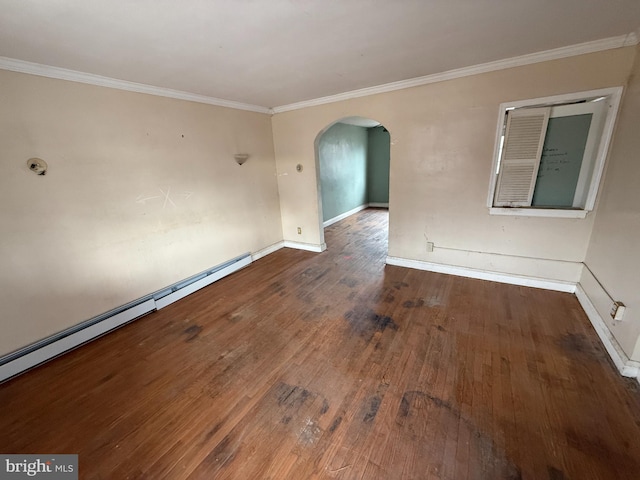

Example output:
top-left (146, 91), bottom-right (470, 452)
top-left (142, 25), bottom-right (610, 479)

top-left (1, 208), bottom-right (640, 479)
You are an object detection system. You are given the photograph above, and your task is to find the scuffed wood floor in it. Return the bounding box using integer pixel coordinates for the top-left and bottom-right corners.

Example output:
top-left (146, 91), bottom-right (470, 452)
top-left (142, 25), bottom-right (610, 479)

top-left (1, 209), bottom-right (640, 479)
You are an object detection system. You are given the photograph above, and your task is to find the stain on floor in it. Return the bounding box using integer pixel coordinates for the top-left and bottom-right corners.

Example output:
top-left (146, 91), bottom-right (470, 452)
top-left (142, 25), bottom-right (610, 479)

top-left (396, 389), bottom-right (521, 479)
top-left (344, 306), bottom-right (398, 341)
top-left (183, 324), bottom-right (203, 342)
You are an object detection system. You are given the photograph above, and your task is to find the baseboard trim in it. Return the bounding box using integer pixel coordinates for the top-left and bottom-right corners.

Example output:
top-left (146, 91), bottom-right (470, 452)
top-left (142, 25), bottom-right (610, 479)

top-left (323, 204), bottom-right (368, 228)
top-left (323, 203), bottom-right (388, 228)
top-left (386, 255), bottom-right (638, 383)
top-left (252, 241), bottom-right (285, 261)
top-left (575, 284), bottom-right (640, 381)
top-left (283, 241), bottom-right (327, 253)
top-left (0, 299), bottom-right (156, 383)
top-left (155, 255), bottom-right (252, 309)
top-left (0, 254), bottom-right (253, 383)
top-left (385, 256), bottom-right (576, 293)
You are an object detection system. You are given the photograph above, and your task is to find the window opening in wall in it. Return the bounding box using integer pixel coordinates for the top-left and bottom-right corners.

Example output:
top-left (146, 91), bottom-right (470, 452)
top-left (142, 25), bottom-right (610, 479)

top-left (487, 87), bottom-right (622, 218)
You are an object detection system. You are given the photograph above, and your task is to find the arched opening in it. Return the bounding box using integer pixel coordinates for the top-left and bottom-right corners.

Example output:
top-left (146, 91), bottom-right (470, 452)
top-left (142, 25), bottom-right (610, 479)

top-left (314, 116), bottom-right (391, 252)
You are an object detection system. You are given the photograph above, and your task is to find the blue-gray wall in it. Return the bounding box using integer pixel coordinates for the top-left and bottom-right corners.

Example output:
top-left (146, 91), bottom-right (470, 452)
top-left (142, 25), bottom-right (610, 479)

top-left (367, 126), bottom-right (390, 204)
top-left (318, 122), bottom-right (390, 222)
top-left (319, 123), bottom-right (369, 221)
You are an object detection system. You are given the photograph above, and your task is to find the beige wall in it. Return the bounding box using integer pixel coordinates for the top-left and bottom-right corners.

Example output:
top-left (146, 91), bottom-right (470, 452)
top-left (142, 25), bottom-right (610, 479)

top-left (0, 70), bottom-right (282, 356)
top-left (2, 45), bottom-right (638, 363)
top-left (273, 48), bottom-right (636, 283)
top-left (582, 45), bottom-right (640, 361)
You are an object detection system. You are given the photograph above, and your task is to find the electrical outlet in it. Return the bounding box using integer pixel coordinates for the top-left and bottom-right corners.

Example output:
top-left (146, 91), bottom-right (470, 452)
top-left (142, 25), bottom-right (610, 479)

top-left (610, 301), bottom-right (626, 321)
top-left (426, 241), bottom-right (434, 252)
top-left (297, 227), bottom-right (302, 235)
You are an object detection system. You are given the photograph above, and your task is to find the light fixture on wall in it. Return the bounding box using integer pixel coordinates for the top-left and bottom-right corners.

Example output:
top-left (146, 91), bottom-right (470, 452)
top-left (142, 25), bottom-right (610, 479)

top-left (27, 158), bottom-right (47, 176)
top-left (234, 154), bottom-right (249, 165)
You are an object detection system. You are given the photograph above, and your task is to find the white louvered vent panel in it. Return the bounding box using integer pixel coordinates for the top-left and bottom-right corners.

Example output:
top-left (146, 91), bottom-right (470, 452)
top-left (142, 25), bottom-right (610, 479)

top-left (495, 164), bottom-right (537, 203)
top-left (494, 107), bottom-right (550, 207)
top-left (503, 116), bottom-right (549, 160)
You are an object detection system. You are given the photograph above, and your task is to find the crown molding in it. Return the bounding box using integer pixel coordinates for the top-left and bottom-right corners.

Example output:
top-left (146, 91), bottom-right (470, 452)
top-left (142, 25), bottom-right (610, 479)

top-left (2, 31), bottom-right (637, 116)
top-left (272, 33), bottom-right (639, 114)
top-left (625, 28), bottom-right (639, 46)
top-left (0, 56), bottom-right (270, 114)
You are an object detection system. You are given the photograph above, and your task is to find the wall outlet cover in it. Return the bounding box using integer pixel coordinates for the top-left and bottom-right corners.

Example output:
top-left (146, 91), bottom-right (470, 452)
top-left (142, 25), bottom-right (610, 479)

top-left (611, 301), bottom-right (626, 321)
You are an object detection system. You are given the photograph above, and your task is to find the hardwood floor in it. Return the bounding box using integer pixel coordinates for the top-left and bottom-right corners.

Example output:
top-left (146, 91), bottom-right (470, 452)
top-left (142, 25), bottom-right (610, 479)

top-left (1, 208), bottom-right (640, 479)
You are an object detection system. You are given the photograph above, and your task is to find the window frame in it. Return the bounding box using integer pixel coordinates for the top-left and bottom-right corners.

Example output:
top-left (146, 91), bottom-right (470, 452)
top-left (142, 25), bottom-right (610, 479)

top-left (486, 87), bottom-right (623, 218)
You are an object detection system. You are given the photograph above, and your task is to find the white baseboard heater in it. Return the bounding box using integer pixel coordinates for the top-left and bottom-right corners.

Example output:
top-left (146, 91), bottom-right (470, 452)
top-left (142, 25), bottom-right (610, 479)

top-left (0, 253), bottom-right (252, 383)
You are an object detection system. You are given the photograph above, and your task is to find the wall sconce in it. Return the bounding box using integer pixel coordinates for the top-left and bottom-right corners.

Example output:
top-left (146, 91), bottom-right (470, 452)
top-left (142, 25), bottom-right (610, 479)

top-left (27, 158), bottom-right (48, 176)
top-left (234, 154), bottom-right (249, 166)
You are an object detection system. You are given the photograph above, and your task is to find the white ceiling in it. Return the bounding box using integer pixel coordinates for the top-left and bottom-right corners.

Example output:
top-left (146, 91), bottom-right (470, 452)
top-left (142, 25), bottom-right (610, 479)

top-left (1, 1), bottom-right (639, 110)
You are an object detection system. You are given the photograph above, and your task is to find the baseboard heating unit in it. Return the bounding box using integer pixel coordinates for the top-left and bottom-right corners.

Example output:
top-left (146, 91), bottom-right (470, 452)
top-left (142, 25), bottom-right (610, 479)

top-left (0, 253), bottom-right (252, 383)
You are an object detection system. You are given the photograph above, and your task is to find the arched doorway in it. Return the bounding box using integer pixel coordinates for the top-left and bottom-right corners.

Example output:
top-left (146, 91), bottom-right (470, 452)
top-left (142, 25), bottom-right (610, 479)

top-left (314, 116), bottom-right (391, 250)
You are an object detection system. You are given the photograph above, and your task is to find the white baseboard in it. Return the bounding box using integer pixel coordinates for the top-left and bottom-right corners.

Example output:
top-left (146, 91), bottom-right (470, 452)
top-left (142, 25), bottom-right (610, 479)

top-left (0, 254), bottom-right (253, 383)
top-left (322, 203), bottom-right (388, 228)
top-left (0, 299), bottom-right (156, 383)
top-left (252, 241), bottom-right (284, 261)
top-left (283, 241), bottom-right (327, 253)
top-left (575, 284), bottom-right (640, 382)
top-left (155, 255), bottom-right (252, 309)
top-left (323, 204), bottom-right (368, 228)
top-left (386, 255), bottom-right (639, 384)
top-left (385, 256), bottom-right (576, 293)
